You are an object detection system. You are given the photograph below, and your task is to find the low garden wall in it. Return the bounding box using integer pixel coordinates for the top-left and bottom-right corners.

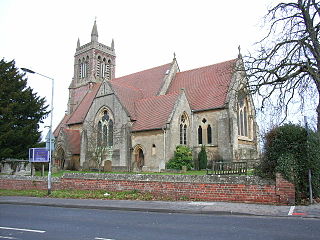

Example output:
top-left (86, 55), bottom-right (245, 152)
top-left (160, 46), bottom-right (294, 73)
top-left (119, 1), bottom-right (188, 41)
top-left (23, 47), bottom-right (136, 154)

top-left (0, 173), bottom-right (295, 205)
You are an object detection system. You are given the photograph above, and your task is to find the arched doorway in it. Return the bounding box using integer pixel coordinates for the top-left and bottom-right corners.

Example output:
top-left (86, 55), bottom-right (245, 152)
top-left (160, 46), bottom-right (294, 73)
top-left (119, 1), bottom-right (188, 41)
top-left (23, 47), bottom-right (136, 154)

top-left (56, 148), bottom-right (66, 169)
top-left (133, 146), bottom-right (144, 171)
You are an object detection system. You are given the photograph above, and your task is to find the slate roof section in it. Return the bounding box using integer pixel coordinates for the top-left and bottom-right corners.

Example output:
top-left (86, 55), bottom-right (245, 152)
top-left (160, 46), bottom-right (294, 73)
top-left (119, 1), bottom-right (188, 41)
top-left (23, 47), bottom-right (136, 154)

top-left (132, 93), bottom-right (180, 132)
top-left (64, 129), bottom-right (80, 154)
top-left (167, 59), bottom-right (237, 111)
top-left (67, 83), bottom-right (101, 125)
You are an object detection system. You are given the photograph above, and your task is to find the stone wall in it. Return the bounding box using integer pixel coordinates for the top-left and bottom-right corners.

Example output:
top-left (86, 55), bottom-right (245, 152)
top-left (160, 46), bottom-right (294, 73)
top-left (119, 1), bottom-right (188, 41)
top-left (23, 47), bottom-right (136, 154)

top-left (0, 173), bottom-right (295, 205)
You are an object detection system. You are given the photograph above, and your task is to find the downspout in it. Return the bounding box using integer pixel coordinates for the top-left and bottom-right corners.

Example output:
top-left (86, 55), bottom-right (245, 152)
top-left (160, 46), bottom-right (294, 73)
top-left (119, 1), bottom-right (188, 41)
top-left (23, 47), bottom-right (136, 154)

top-left (162, 126), bottom-right (166, 172)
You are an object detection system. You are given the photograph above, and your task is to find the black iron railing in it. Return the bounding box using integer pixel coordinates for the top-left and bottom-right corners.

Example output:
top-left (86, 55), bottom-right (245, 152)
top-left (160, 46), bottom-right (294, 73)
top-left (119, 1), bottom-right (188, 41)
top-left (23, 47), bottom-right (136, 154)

top-left (206, 161), bottom-right (248, 175)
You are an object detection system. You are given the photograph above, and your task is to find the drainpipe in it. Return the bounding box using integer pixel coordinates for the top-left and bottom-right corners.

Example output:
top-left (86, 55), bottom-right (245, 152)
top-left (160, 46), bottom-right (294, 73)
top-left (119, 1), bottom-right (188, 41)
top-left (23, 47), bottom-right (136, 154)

top-left (162, 126), bottom-right (166, 172)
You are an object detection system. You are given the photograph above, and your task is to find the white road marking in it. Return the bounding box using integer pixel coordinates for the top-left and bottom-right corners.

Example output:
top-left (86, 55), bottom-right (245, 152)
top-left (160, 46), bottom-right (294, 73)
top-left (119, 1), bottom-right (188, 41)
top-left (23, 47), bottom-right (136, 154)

top-left (0, 227), bottom-right (45, 233)
top-left (188, 202), bottom-right (216, 206)
top-left (95, 238), bottom-right (115, 240)
top-left (0, 236), bottom-right (17, 240)
top-left (288, 206), bottom-right (295, 215)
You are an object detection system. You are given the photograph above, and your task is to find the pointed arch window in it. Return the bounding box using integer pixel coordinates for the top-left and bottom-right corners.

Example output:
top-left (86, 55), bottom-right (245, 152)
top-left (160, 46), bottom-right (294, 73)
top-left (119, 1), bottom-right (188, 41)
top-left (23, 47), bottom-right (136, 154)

top-left (179, 112), bottom-right (189, 145)
top-left (78, 59), bottom-right (82, 79)
top-left (97, 56), bottom-right (101, 77)
top-left (198, 118), bottom-right (213, 145)
top-left (97, 109), bottom-right (114, 147)
top-left (180, 124), bottom-right (183, 145)
top-left (85, 56), bottom-right (89, 78)
top-left (238, 91), bottom-right (250, 137)
top-left (198, 126), bottom-right (202, 145)
top-left (106, 59), bottom-right (111, 80)
top-left (101, 58), bottom-right (106, 78)
top-left (207, 125), bottom-right (212, 144)
top-left (97, 121), bottom-right (102, 145)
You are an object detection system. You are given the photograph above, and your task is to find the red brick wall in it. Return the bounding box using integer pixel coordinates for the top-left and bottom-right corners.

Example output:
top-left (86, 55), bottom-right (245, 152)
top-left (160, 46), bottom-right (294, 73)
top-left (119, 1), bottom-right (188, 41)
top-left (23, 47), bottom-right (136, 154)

top-left (0, 174), bottom-right (295, 205)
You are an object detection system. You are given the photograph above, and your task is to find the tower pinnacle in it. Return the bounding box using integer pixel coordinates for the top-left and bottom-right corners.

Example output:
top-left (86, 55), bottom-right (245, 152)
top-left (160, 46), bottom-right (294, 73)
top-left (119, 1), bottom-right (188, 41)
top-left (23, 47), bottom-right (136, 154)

top-left (77, 38), bottom-right (80, 49)
top-left (91, 20), bottom-right (98, 42)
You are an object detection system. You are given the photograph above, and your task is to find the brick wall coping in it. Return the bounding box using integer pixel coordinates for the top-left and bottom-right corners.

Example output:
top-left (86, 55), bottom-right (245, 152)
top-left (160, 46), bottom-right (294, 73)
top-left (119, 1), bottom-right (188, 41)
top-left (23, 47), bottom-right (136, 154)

top-left (0, 173), bottom-right (275, 185)
top-left (62, 173), bottom-right (275, 185)
top-left (0, 175), bottom-right (60, 182)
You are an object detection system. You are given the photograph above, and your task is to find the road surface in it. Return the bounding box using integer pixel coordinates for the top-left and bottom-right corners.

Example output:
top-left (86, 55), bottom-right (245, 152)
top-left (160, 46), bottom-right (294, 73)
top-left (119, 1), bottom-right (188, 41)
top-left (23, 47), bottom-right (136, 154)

top-left (0, 204), bottom-right (319, 240)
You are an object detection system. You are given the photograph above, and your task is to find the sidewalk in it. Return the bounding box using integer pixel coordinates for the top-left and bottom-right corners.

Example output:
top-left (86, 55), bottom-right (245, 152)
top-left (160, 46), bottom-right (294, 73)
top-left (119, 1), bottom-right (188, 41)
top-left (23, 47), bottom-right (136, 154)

top-left (0, 196), bottom-right (319, 219)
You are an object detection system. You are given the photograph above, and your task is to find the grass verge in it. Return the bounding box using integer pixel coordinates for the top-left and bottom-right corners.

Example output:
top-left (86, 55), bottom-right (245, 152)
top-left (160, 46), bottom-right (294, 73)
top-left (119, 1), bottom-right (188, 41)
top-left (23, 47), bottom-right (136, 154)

top-left (0, 189), bottom-right (186, 201)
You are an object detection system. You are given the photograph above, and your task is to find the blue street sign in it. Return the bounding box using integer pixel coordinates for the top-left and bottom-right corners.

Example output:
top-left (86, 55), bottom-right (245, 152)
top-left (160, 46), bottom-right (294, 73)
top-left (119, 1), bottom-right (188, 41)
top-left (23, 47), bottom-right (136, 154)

top-left (29, 148), bottom-right (50, 162)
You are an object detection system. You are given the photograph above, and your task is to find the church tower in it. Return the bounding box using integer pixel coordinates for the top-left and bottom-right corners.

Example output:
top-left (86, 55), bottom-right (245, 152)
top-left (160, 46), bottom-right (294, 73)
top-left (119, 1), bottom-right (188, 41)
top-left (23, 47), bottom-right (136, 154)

top-left (68, 21), bottom-right (116, 114)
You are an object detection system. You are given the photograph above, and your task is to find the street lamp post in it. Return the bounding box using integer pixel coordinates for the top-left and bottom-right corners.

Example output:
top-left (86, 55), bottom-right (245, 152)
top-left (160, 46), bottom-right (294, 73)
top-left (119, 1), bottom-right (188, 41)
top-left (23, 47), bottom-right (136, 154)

top-left (21, 68), bottom-right (54, 195)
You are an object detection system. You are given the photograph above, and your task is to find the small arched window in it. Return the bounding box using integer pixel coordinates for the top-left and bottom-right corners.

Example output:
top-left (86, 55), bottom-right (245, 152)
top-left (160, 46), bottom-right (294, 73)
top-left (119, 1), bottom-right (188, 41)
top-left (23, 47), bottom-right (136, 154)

top-left (152, 144), bottom-right (156, 156)
top-left (198, 118), bottom-right (213, 145)
top-left (198, 126), bottom-right (202, 145)
top-left (207, 125), bottom-right (212, 144)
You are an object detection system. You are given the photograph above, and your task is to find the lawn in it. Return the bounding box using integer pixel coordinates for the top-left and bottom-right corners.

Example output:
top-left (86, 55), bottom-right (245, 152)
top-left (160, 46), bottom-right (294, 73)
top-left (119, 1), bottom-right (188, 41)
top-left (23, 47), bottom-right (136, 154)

top-left (0, 189), bottom-right (184, 201)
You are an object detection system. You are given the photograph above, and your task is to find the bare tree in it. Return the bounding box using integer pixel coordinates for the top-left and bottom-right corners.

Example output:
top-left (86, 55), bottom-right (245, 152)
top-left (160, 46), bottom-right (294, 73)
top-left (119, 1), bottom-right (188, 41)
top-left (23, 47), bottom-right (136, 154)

top-left (85, 120), bottom-right (121, 173)
top-left (245, 0), bottom-right (320, 130)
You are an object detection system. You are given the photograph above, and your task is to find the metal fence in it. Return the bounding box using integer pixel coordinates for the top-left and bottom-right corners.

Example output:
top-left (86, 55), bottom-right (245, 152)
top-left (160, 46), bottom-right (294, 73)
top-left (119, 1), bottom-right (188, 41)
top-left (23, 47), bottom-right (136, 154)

top-left (206, 161), bottom-right (248, 175)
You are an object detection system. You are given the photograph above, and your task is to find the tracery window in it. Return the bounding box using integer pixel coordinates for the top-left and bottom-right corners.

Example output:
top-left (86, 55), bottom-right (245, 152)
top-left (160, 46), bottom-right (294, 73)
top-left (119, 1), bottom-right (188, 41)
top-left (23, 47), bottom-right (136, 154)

top-left (97, 110), bottom-right (113, 147)
top-left (198, 118), bottom-right (213, 145)
top-left (238, 91), bottom-right (250, 137)
top-left (179, 112), bottom-right (189, 145)
top-left (79, 57), bottom-right (88, 79)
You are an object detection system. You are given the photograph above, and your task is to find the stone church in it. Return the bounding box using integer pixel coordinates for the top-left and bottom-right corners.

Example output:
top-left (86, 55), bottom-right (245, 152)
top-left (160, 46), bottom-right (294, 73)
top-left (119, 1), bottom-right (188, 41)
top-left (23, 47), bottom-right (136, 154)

top-left (53, 21), bottom-right (259, 172)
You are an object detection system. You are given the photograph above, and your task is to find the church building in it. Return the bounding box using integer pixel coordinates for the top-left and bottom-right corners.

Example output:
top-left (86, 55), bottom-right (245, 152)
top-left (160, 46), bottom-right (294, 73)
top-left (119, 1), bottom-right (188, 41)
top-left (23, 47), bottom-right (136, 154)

top-left (53, 21), bottom-right (260, 172)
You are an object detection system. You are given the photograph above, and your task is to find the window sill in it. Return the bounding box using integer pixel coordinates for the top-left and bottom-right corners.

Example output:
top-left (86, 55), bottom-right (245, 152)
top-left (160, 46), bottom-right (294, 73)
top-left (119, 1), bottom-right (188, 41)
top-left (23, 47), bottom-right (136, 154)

top-left (238, 136), bottom-right (253, 142)
top-left (196, 144), bottom-right (218, 147)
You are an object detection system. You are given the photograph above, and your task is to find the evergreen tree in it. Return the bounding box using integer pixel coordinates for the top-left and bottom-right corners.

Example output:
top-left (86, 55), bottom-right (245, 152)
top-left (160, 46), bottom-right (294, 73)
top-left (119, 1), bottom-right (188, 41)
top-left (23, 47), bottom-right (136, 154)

top-left (198, 146), bottom-right (208, 170)
top-left (0, 59), bottom-right (48, 160)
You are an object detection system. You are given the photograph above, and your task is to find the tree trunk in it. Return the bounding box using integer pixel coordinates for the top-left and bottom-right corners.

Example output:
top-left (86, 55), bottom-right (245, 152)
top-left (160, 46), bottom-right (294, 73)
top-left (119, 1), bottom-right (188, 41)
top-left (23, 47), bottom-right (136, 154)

top-left (317, 97), bottom-right (320, 132)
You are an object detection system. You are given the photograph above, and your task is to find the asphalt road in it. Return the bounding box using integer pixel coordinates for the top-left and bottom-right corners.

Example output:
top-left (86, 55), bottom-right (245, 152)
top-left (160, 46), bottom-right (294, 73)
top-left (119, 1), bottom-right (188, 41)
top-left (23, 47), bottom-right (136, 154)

top-left (0, 204), bottom-right (319, 240)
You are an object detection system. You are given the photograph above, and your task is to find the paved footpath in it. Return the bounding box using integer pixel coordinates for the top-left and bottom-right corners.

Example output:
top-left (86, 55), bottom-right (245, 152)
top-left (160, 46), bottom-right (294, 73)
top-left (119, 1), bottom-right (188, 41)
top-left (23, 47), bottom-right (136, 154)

top-left (0, 196), bottom-right (319, 218)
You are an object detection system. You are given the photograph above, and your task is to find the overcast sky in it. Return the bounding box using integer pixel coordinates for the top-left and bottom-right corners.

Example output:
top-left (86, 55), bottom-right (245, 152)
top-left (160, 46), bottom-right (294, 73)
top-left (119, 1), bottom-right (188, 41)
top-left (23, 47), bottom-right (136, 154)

top-left (1, 0), bottom-right (297, 138)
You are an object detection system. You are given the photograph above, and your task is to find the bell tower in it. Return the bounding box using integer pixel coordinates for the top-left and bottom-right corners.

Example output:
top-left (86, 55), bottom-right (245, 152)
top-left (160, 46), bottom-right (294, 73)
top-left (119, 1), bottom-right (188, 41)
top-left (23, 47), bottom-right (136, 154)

top-left (68, 21), bottom-right (116, 114)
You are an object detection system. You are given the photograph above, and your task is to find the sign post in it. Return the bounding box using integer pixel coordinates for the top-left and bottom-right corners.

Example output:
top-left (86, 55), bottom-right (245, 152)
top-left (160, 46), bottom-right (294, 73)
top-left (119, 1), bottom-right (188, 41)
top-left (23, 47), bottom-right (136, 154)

top-left (29, 148), bottom-right (50, 163)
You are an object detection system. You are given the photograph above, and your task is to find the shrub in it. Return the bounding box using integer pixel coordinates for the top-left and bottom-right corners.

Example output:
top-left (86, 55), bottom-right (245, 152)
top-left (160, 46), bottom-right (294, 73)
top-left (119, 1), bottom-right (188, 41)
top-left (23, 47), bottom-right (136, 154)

top-left (166, 145), bottom-right (193, 170)
top-left (198, 146), bottom-right (208, 170)
top-left (257, 123), bottom-right (320, 202)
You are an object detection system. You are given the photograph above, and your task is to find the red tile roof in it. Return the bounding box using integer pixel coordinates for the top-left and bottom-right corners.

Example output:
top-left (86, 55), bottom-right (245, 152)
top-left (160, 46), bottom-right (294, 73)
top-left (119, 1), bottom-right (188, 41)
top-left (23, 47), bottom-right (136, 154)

top-left (110, 81), bottom-right (143, 120)
top-left (64, 129), bottom-right (80, 154)
top-left (167, 59), bottom-right (237, 111)
top-left (55, 58), bottom-right (237, 136)
top-left (53, 114), bottom-right (70, 137)
top-left (67, 83), bottom-right (101, 125)
top-left (132, 93), bottom-right (180, 131)
top-left (71, 85), bottom-right (91, 106)
top-left (111, 63), bottom-right (172, 98)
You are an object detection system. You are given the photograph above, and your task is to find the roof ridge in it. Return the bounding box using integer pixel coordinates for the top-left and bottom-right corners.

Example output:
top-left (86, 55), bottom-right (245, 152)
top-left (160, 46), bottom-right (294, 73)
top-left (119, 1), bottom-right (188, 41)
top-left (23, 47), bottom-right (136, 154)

top-left (113, 62), bottom-right (172, 80)
top-left (178, 58), bottom-right (237, 74)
